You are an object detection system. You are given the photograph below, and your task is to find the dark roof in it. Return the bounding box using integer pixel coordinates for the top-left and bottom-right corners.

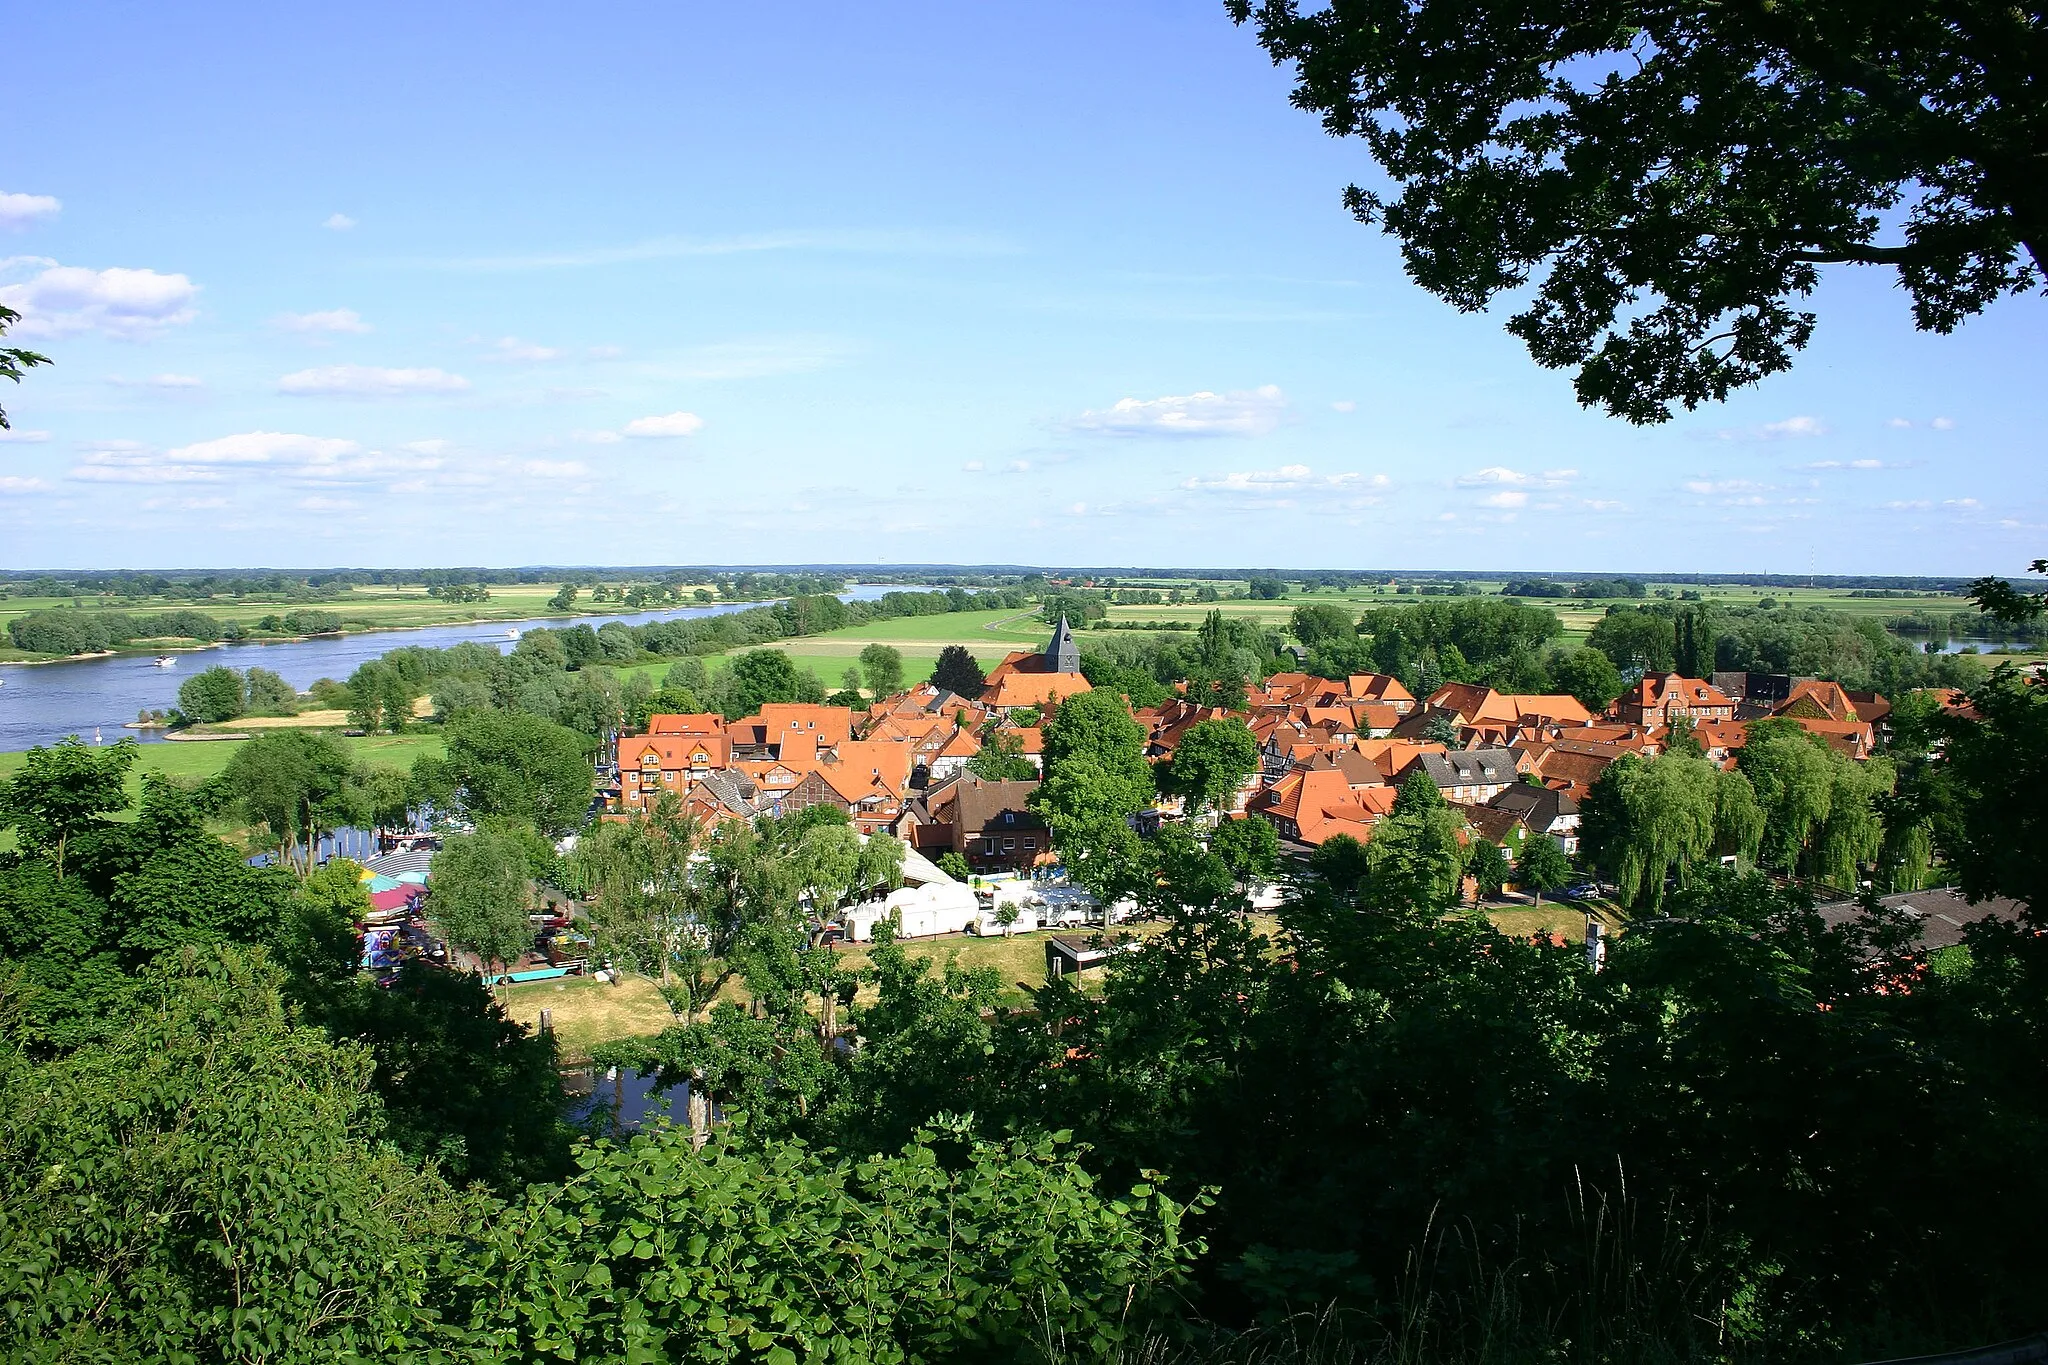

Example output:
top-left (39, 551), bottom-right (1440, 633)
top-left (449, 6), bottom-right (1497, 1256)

top-left (1305, 749), bottom-right (1386, 787)
top-left (1420, 748), bottom-right (1521, 789)
top-left (695, 769), bottom-right (762, 819)
top-left (1489, 782), bottom-right (1579, 828)
top-left (955, 774), bottom-right (1045, 835)
top-left (1811, 888), bottom-right (2030, 952)
top-left (1465, 805), bottom-right (1524, 846)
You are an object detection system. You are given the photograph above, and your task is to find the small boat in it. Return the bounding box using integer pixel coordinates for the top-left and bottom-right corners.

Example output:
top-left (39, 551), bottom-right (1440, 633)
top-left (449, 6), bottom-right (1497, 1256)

top-left (153, 655), bottom-right (176, 668)
top-left (506, 628), bottom-right (521, 640)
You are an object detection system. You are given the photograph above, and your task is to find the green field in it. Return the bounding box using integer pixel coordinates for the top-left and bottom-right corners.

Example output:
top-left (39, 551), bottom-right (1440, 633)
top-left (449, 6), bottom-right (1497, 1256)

top-left (1092, 581), bottom-right (1991, 650)
top-left (608, 606), bottom-right (1051, 692)
top-left (0, 732), bottom-right (443, 791)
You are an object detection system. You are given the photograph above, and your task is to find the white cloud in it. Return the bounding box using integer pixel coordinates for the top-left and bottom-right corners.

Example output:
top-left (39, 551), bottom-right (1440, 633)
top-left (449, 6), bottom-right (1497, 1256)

top-left (1183, 463), bottom-right (1385, 494)
top-left (297, 495), bottom-right (359, 511)
top-left (1886, 417), bottom-right (1913, 429)
top-left (1455, 466), bottom-right (1576, 490)
top-left (587, 344), bottom-right (624, 359)
top-left (70, 449), bottom-right (223, 483)
top-left (68, 429), bottom-right (443, 488)
top-left (169, 431), bottom-right (361, 466)
top-left (1762, 415), bottom-right (1826, 438)
top-left (1480, 490), bottom-right (1528, 509)
top-left (403, 439), bottom-right (449, 456)
top-left (1804, 458), bottom-right (1903, 470)
top-left (961, 460), bottom-right (985, 472)
top-left (1931, 416), bottom-right (1956, 430)
top-left (1686, 478), bottom-right (1767, 495)
top-left (0, 259), bottom-right (200, 338)
top-left (0, 193), bottom-right (61, 230)
top-left (1885, 500), bottom-right (1933, 511)
top-left (0, 428), bottom-right (51, 442)
top-left (324, 213), bottom-right (357, 231)
top-left (1071, 384), bottom-right (1287, 437)
top-left (622, 410), bottom-right (705, 438)
top-left (572, 429), bottom-right (625, 444)
top-left (0, 475), bottom-right (50, 493)
top-left (490, 336), bottom-right (564, 362)
top-left (276, 365), bottom-right (469, 397)
top-left (1944, 497), bottom-right (1980, 508)
top-left (522, 459), bottom-right (591, 479)
top-left (276, 308), bottom-right (371, 334)
top-left (1330, 400), bottom-right (1356, 413)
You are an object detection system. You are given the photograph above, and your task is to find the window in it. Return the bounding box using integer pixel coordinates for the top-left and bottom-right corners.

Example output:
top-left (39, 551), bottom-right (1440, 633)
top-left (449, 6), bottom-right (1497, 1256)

top-left (1003, 811), bottom-right (1015, 824)
top-left (1023, 837), bottom-right (1036, 851)
top-left (1002, 838), bottom-right (1016, 852)
top-left (986, 838), bottom-right (999, 855)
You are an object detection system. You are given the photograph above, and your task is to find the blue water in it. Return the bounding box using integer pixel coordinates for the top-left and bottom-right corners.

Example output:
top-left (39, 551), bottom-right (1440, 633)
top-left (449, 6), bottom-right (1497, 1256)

top-left (0, 585), bottom-right (918, 753)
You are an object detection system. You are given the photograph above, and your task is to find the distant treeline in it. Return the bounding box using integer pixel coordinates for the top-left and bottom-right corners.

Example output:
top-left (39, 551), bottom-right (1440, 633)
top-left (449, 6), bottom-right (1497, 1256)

top-left (6, 608), bottom-right (347, 656)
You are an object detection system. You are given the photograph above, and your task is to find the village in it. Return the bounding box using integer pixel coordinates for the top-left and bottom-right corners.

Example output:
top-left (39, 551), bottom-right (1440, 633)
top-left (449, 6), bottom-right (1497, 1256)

top-left (581, 615), bottom-right (1905, 948)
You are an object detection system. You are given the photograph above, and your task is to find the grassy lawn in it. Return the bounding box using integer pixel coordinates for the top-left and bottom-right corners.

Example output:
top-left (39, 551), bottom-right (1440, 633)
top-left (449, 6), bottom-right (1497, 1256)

top-left (604, 607), bottom-right (1046, 693)
top-left (0, 732), bottom-right (443, 789)
top-left (500, 974), bottom-right (678, 1062)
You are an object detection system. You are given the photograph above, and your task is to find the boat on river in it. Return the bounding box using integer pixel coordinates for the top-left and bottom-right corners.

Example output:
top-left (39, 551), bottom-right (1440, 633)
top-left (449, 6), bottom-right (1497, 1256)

top-left (152, 656), bottom-right (176, 668)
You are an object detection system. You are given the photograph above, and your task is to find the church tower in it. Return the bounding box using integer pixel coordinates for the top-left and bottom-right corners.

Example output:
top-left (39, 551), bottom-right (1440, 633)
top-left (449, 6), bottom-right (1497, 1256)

top-left (1044, 614), bottom-right (1079, 674)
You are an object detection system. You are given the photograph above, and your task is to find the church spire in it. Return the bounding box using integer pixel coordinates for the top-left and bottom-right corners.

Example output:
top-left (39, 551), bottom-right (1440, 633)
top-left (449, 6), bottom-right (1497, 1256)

top-left (1045, 613), bottom-right (1079, 673)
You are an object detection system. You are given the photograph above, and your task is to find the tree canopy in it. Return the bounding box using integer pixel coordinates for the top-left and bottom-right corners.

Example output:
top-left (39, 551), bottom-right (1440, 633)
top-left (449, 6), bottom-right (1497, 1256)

top-left (1232, 0), bottom-right (2047, 422)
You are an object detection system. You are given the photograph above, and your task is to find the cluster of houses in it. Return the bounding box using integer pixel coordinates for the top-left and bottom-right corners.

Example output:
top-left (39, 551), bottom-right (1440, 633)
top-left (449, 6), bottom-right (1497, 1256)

top-left (604, 619), bottom-right (1900, 904)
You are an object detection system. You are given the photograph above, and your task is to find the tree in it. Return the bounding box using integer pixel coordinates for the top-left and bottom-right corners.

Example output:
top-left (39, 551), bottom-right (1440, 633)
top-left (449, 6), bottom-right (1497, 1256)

top-left (1419, 712), bottom-right (1459, 746)
top-left (1515, 835), bottom-right (1572, 904)
top-left (1290, 602), bottom-right (1357, 646)
top-left (967, 730), bottom-right (1036, 782)
top-left (243, 666), bottom-right (299, 716)
top-left (1546, 646), bottom-right (1625, 713)
top-left (429, 828), bottom-right (534, 983)
top-left (1160, 717), bottom-right (1261, 814)
top-left (1579, 751), bottom-right (1750, 907)
top-left (0, 303), bottom-right (50, 431)
top-left (931, 643), bottom-right (986, 697)
top-left (724, 648), bottom-right (821, 718)
top-left (572, 800), bottom-right (703, 997)
top-left (441, 709), bottom-right (595, 837)
top-left (1587, 609), bottom-right (1678, 675)
top-left (546, 583), bottom-right (578, 612)
top-left (937, 850), bottom-right (973, 882)
top-left (0, 737), bottom-right (136, 881)
top-left (1231, 0), bottom-right (2048, 424)
top-left (859, 642), bottom-right (905, 699)
top-left (215, 730), bottom-right (368, 877)
top-left (1394, 768), bottom-right (1446, 815)
top-left (178, 664), bottom-right (246, 724)
top-left (1918, 666), bottom-right (2048, 911)
top-left (1468, 837), bottom-right (1511, 901)
top-left (1210, 815), bottom-right (1281, 886)
top-left (0, 949), bottom-right (466, 1361)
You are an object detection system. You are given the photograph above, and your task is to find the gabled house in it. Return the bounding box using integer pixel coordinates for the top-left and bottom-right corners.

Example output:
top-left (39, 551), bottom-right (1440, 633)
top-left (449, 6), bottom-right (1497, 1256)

top-left (1346, 674), bottom-right (1417, 713)
top-left (893, 774), bottom-right (1049, 874)
top-left (1255, 767), bottom-right (1399, 848)
top-left (1613, 673), bottom-right (1736, 726)
top-left (1416, 747), bottom-right (1528, 805)
top-left (1487, 783), bottom-right (1581, 853)
top-left (616, 732), bottom-right (731, 811)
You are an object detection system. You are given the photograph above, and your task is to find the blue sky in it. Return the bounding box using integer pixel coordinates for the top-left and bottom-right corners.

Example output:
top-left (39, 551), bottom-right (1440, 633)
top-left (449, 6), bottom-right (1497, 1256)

top-left (3, 1), bottom-right (2041, 575)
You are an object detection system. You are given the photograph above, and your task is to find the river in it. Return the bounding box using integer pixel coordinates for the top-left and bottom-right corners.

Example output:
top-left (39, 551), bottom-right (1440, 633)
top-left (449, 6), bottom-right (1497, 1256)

top-left (0, 586), bottom-right (916, 753)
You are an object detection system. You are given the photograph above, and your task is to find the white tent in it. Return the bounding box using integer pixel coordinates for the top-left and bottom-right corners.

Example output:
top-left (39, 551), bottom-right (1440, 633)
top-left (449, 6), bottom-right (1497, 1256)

top-left (842, 879), bottom-right (981, 942)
